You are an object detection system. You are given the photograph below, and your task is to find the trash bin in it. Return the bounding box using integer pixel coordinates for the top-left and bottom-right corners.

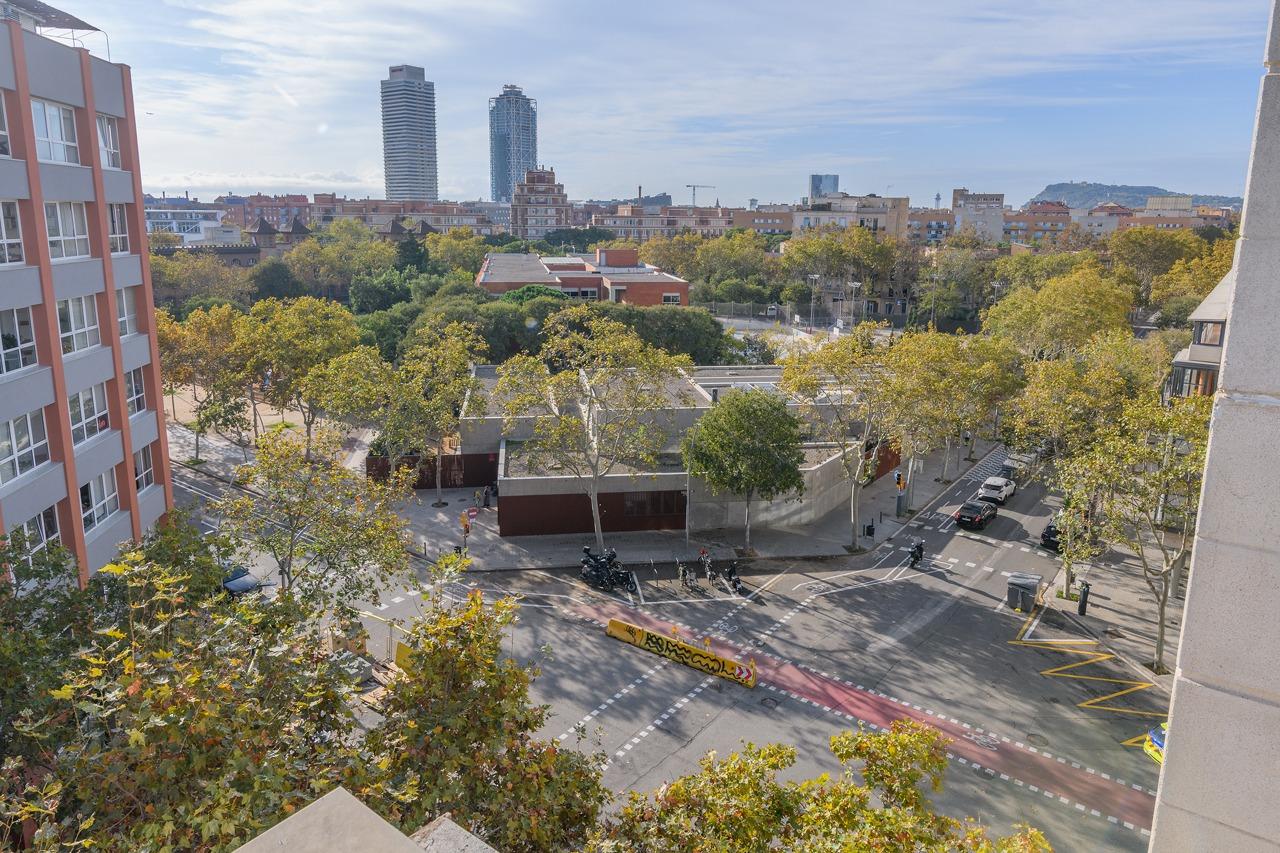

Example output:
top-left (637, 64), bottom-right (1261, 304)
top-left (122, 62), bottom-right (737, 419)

top-left (1006, 572), bottom-right (1042, 612)
top-left (864, 523), bottom-right (875, 538)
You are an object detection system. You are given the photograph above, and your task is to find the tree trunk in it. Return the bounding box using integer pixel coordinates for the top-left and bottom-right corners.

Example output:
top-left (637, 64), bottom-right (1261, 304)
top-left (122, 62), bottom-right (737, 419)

top-left (302, 408), bottom-right (315, 460)
top-left (432, 440), bottom-right (446, 507)
top-left (193, 428), bottom-right (201, 461)
top-left (1153, 572), bottom-right (1171, 673)
top-left (939, 436), bottom-right (953, 482)
top-left (589, 483), bottom-right (605, 551)
top-left (248, 386), bottom-right (262, 441)
top-left (169, 392), bottom-right (178, 422)
top-left (744, 489), bottom-right (755, 551)
top-left (850, 478), bottom-right (862, 550)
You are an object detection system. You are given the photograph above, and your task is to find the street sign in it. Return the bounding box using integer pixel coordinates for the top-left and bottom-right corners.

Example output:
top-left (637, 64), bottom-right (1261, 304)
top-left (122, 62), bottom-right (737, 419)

top-left (467, 507), bottom-right (479, 520)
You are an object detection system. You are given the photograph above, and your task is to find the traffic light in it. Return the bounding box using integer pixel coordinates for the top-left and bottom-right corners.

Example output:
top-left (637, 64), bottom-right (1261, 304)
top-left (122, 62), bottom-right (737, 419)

top-left (894, 470), bottom-right (904, 490)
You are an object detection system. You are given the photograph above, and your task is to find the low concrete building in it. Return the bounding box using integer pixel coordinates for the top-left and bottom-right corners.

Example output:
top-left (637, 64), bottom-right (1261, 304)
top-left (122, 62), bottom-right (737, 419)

top-left (475, 247), bottom-right (688, 305)
top-left (457, 365), bottom-right (896, 538)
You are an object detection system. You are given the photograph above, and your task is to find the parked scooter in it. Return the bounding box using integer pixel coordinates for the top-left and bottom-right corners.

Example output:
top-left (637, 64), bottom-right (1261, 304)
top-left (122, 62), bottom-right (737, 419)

top-left (580, 546), bottom-right (637, 593)
top-left (675, 559), bottom-right (700, 592)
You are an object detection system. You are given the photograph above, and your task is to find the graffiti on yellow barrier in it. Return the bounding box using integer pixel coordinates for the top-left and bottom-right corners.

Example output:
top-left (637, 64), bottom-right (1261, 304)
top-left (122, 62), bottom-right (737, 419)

top-left (606, 618), bottom-right (756, 688)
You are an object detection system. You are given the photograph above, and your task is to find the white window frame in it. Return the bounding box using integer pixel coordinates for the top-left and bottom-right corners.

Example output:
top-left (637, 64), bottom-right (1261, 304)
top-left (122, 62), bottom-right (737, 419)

top-left (96, 114), bottom-right (121, 169)
top-left (57, 295), bottom-right (100, 354)
top-left (0, 409), bottom-right (50, 484)
top-left (45, 202), bottom-right (90, 260)
top-left (0, 200), bottom-right (22, 264)
top-left (68, 383), bottom-right (109, 446)
top-left (0, 98), bottom-right (9, 158)
top-left (124, 366), bottom-right (146, 415)
top-left (107, 203), bottom-right (129, 253)
top-left (31, 99), bottom-right (79, 165)
top-left (80, 469), bottom-right (119, 533)
top-left (662, 293), bottom-right (681, 305)
top-left (0, 306), bottom-right (37, 374)
top-left (16, 505), bottom-right (59, 557)
top-left (116, 286), bottom-right (138, 336)
top-left (134, 444), bottom-right (154, 492)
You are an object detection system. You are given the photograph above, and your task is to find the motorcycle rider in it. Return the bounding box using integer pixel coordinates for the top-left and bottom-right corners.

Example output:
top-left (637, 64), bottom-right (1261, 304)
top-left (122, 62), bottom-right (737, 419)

top-left (909, 540), bottom-right (925, 568)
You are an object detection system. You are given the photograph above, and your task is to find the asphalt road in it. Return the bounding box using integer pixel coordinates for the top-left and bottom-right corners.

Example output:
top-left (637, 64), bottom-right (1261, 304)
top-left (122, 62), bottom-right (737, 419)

top-left (173, 453), bottom-right (1165, 851)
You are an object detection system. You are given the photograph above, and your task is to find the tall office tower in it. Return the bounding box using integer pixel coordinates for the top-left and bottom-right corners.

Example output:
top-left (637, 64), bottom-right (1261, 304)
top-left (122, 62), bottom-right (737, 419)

top-left (809, 173), bottom-right (839, 200)
top-left (381, 65), bottom-right (438, 201)
top-left (0, 1), bottom-right (173, 585)
top-left (489, 84), bottom-right (537, 203)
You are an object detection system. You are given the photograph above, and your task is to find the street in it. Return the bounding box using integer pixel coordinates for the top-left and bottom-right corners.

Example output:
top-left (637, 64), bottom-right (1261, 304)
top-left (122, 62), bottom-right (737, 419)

top-left (173, 452), bottom-right (1165, 851)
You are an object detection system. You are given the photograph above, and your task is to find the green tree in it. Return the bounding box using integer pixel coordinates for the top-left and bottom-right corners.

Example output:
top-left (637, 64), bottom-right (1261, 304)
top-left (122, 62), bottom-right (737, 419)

top-left (982, 266), bottom-right (1132, 358)
top-left (361, 562), bottom-right (608, 851)
top-left (990, 252), bottom-right (1096, 292)
top-left (14, 558), bottom-right (360, 851)
top-left (781, 323), bottom-right (888, 550)
top-left (191, 381), bottom-right (250, 462)
top-left (242, 297), bottom-right (362, 455)
top-left (395, 236), bottom-right (429, 272)
top-left (880, 330), bottom-right (967, 503)
top-left (350, 267), bottom-right (413, 314)
top-left (248, 256), bottom-right (305, 301)
top-left (423, 227), bottom-right (489, 274)
top-left (356, 300), bottom-right (424, 362)
top-left (216, 429), bottom-right (412, 617)
top-left (150, 250), bottom-right (253, 311)
top-left (284, 220), bottom-right (398, 301)
top-left (1108, 226), bottom-right (1207, 305)
top-left (175, 304), bottom-right (250, 457)
top-left (915, 247), bottom-right (983, 327)
top-left (498, 306), bottom-right (692, 550)
top-left (588, 719), bottom-right (1048, 852)
top-left (1058, 394), bottom-right (1211, 672)
top-left (500, 284), bottom-right (569, 305)
top-left (682, 388), bottom-right (804, 551)
top-left (542, 226), bottom-right (617, 252)
top-left (694, 229), bottom-right (771, 284)
top-left (1149, 236), bottom-right (1235, 306)
top-left (154, 307), bottom-right (190, 421)
top-left (638, 232), bottom-right (704, 279)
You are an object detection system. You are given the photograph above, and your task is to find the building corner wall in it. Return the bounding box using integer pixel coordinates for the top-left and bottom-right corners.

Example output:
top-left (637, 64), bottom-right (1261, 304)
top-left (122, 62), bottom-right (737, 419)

top-left (1148, 4), bottom-right (1280, 850)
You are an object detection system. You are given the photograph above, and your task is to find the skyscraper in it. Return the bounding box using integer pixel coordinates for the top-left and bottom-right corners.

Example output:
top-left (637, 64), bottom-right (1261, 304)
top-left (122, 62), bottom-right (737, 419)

top-left (381, 65), bottom-right (438, 201)
top-left (809, 174), bottom-right (839, 200)
top-left (489, 84), bottom-right (537, 204)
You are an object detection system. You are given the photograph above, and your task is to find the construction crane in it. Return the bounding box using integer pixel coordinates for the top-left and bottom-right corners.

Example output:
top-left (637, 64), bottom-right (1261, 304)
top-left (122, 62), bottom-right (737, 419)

top-left (686, 184), bottom-right (715, 207)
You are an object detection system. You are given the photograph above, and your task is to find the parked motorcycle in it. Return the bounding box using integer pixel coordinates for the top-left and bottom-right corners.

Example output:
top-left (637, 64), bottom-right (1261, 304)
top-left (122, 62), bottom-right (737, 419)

top-left (580, 546), bottom-right (637, 593)
top-left (675, 559), bottom-right (700, 592)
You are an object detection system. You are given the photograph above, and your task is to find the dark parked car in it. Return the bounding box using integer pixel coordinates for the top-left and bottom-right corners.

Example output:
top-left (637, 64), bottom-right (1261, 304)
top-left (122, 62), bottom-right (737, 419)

top-left (954, 501), bottom-right (997, 530)
top-left (1041, 518), bottom-right (1062, 552)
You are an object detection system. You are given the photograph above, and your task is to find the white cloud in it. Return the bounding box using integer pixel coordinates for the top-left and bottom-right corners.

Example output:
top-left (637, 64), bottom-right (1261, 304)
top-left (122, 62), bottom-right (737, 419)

top-left (63, 0), bottom-right (1267, 205)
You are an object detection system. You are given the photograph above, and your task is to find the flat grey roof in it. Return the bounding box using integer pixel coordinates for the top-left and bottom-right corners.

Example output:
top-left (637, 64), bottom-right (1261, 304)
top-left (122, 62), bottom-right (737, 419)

top-left (477, 252), bottom-right (559, 284)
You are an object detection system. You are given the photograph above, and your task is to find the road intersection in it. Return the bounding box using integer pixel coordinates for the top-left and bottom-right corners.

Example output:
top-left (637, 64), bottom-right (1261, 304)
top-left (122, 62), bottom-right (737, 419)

top-left (172, 447), bottom-right (1166, 850)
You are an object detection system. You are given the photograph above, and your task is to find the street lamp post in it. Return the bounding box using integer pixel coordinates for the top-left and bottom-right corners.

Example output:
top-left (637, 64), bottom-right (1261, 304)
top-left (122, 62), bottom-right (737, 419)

top-left (807, 273), bottom-right (819, 332)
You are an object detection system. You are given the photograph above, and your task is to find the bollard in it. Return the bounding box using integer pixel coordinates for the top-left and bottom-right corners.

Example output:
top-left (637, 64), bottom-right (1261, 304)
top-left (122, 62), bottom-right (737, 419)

top-left (1077, 581), bottom-right (1091, 616)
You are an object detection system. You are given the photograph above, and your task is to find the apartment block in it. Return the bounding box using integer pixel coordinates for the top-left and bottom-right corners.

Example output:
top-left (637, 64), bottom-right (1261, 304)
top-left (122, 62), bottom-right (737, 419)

top-left (1002, 200), bottom-right (1072, 243)
top-left (0, 5), bottom-right (173, 583)
top-left (730, 207), bottom-right (792, 235)
top-left (907, 208), bottom-right (954, 245)
top-left (510, 167), bottom-right (570, 239)
top-left (951, 187), bottom-right (1006, 243)
top-left (592, 204), bottom-right (737, 241)
top-left (792, 193), bottom-right (909, 239)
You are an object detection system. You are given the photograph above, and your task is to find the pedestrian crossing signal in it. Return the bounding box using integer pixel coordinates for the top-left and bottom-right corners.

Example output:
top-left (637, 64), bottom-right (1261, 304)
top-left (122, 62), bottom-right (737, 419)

top-left (895, 471), bottom-right (904, 491)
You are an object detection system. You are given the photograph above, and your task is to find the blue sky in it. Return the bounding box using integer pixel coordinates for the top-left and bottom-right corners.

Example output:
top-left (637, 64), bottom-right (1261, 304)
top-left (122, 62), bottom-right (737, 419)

top-left (64, 0), bottom-right (1270, 207)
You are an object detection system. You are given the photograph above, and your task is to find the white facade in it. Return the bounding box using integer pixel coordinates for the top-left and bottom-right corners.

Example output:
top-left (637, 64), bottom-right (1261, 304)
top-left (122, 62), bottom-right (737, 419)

top-left (144, 209), bottom-right (238, 245)
top-left (381, 65), bottom-right (438, 202)
top-left (1150, 4), bottom-right (1280, 849)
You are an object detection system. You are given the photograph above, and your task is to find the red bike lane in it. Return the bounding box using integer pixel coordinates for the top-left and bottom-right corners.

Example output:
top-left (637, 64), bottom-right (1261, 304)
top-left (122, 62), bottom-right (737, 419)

top-left (578, 600), bottom-right (1155, 832)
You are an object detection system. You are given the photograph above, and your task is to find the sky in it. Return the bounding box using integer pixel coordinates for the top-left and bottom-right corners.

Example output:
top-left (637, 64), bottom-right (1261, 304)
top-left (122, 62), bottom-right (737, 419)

top-left (62, 0), bottom-right (1272, 208)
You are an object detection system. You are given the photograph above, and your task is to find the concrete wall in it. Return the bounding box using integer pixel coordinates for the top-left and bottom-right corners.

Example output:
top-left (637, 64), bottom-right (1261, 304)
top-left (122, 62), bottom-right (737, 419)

top-left (687, 448), bottom-right (848, 532)
top-left (1149, 8), bottom-right (1280, 849)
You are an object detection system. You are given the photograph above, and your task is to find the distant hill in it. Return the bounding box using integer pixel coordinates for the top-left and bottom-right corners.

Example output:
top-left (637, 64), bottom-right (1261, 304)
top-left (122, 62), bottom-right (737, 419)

top-left (1028, 182), bottom-right (1242, 210)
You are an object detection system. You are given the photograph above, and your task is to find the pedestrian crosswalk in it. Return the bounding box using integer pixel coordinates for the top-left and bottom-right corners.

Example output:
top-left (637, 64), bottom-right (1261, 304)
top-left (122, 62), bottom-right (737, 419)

top-left (963, 452), bottom-right (1008, 483)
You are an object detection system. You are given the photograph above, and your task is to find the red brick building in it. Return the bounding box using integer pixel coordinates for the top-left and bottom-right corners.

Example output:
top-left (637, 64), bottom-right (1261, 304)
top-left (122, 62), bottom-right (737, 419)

top-left (475, 247), bottom-right (688, 305)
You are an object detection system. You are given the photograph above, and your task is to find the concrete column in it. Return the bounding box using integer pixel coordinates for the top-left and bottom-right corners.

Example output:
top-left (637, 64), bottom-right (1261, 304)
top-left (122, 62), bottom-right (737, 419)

top-left (1148, 4), bottom-right (1280, 850)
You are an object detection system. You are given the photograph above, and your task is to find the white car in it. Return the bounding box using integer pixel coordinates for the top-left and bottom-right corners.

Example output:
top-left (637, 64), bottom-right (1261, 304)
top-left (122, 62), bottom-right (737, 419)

top-left (977, 476), bottom-right (1016, 504)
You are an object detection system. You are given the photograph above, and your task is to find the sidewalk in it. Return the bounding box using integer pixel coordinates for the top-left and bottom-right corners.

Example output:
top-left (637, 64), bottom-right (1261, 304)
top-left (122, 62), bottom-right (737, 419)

top-left (167, 422), bottom-right (1000, 574)
top-left (397, 439), bottom-right (999, 572)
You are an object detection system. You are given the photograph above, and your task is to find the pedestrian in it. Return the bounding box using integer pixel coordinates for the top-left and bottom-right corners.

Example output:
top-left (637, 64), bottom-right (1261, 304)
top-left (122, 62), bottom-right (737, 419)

top-left (482, 485), bottom-right (491, 508)
top-left (491, 480), bottom-right (500, 499)
top-left (473, 489), bottom-right (482, 507)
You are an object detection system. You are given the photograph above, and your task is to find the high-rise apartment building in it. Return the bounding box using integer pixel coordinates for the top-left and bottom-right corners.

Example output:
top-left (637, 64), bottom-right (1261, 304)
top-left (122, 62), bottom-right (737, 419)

top-left (808, 174), bottom-right (839, 201)
top-left (489, 84), bottom-right (537, 204)
top-left (381, 65), bottom-right (437, 201)
top-left (510, 168), bottom-right (569, 239)
top-left (0, 3), bottom-right (173, 585)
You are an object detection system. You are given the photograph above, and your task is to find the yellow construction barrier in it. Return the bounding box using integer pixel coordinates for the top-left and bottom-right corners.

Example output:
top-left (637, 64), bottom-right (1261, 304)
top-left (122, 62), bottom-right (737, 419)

top-left (606, 618), bottom-right (756, 688)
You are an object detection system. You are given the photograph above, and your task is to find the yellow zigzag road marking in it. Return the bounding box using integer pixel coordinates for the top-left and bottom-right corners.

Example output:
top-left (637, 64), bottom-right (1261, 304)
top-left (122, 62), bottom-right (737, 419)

top-left (1009, 606), bottom-right (1165, 720)
top-left (1120, 732), bottom-right (1150, 748)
